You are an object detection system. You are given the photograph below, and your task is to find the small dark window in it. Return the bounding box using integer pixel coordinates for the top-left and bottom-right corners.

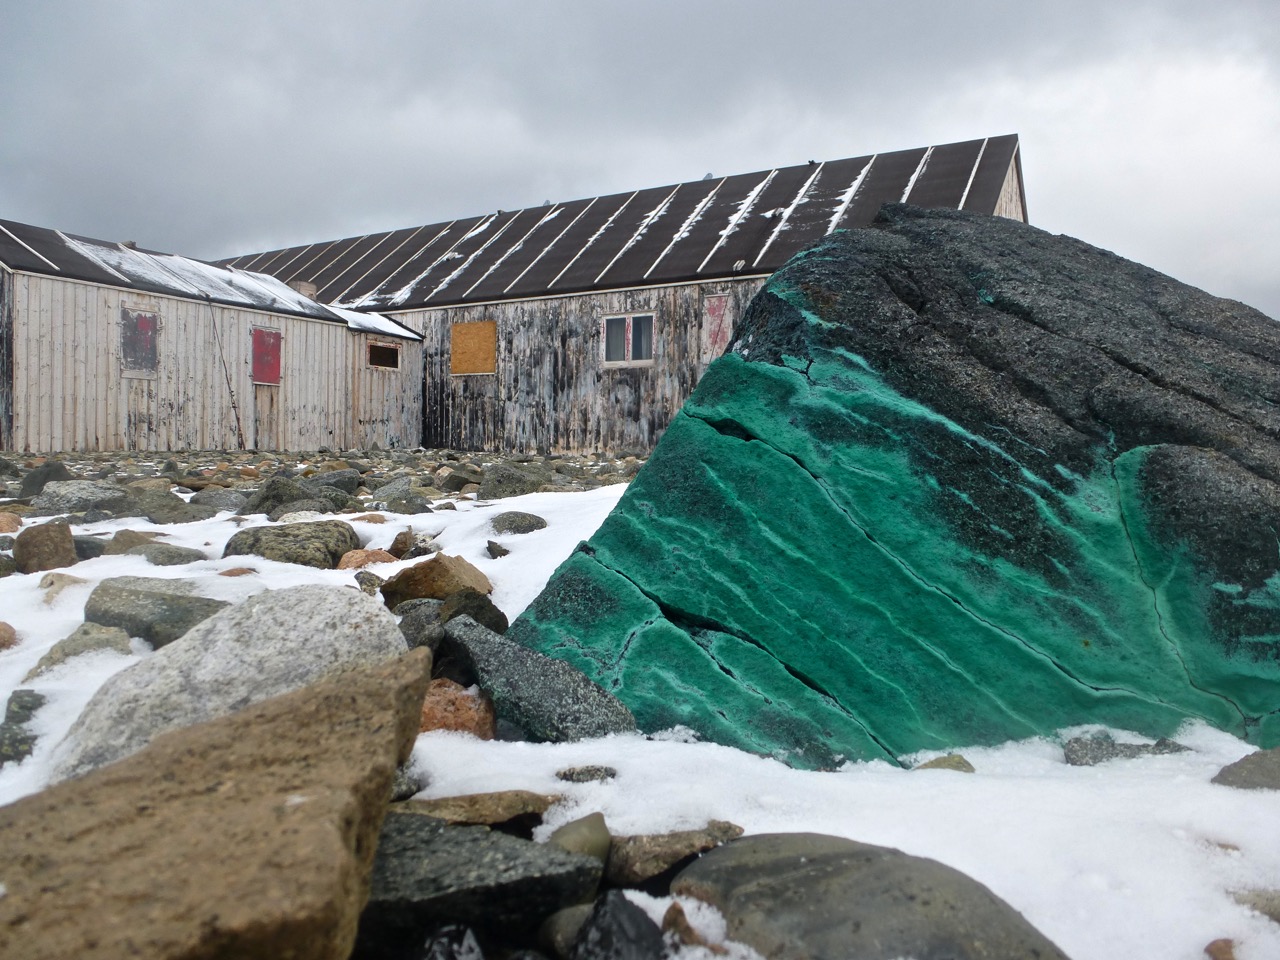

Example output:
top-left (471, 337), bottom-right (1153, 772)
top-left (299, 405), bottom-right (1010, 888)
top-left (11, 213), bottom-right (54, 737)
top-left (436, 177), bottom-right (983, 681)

top-left (368, 343), bottom-right (400, 369)
top-left (603, 313), bottom-right (655, 365)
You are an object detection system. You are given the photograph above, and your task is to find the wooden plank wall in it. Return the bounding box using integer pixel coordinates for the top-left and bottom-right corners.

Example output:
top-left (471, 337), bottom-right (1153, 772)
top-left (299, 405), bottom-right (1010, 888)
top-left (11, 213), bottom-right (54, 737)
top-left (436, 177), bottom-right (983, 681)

top-left (0, 267), bottom-right (12, 450)
top-left (401, 278), bottom-right (763, 454)
top-left (4, 273), bottom-right (423, 453)
top-left (350, 332), bottom-right (424, 450)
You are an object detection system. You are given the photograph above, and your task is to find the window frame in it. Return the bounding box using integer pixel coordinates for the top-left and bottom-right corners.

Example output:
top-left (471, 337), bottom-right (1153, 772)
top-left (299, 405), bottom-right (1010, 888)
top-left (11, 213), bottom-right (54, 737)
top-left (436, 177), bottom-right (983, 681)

top-left (119, 303), bottom-right (161, 380)
top-left (602, 312), bottom-right (655, 368)
top-left (367, 341), bottom-right (401, 371)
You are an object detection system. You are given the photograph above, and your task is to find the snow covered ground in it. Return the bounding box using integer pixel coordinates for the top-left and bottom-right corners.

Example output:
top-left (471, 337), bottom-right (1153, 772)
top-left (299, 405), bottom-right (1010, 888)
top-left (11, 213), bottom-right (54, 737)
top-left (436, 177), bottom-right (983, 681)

top-left (2, 484), bottom-right (1279, 959)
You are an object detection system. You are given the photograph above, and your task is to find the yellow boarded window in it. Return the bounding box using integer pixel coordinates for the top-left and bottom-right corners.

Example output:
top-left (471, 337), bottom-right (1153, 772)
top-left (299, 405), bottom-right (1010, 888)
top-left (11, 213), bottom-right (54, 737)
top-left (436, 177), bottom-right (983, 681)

top-left (450, 321), bottom-right (497, 375)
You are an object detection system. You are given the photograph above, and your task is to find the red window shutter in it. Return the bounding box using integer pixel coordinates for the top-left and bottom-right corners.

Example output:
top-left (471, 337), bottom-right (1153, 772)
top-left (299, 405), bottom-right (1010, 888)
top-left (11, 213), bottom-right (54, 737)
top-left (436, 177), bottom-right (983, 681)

top-left (252, 329), bottom-right (281, 384)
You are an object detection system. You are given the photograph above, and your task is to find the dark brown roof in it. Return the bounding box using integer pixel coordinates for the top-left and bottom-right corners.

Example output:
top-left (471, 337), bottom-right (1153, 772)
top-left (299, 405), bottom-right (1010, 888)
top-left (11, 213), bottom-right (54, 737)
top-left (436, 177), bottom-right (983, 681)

top-left (219, 134), bottom-right (1023, 312)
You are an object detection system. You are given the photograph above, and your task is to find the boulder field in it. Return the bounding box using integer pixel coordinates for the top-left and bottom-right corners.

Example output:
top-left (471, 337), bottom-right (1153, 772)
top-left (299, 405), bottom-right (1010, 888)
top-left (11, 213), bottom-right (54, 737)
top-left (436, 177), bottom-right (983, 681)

top-left (509, 204), bottom-right (1280, 768)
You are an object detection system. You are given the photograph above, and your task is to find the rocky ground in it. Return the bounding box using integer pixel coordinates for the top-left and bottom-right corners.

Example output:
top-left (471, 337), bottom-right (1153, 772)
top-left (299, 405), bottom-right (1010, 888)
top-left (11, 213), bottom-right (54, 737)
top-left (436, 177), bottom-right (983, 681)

top-left (0, 447), bottom-right (1277, 960)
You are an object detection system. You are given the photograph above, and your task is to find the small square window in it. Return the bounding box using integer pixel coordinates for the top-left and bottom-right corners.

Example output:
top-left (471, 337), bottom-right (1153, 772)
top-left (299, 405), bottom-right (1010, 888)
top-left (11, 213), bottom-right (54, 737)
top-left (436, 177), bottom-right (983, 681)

top-left (252, 329), bottom-right (282, 384)
top-left (368, 343), bottom-right (400, 369)
top-left (603, 313), bottom-right (655, 366)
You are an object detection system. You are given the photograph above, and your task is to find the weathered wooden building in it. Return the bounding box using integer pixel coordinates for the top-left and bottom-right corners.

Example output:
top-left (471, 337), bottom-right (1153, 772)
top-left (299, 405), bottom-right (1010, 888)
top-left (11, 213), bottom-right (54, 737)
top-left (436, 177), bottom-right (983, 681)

top-left (224, 134), bottom-right (1027, 454)
top-left (0, 221), bottom-right (422, 453)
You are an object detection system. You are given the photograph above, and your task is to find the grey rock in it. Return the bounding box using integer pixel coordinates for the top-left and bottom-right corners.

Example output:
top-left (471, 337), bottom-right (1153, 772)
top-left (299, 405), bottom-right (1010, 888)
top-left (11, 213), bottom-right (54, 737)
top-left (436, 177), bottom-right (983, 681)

top-left (23, 623), bottom-right (134, 681)
top-left (1063, 733), bottom-right (1189, 766)
top-left (441, 587), bottom-right (509, 634)
top-left (398, 598), bottom-right (447, 651)
top-left (308, 485), bottom-right (361, 511)
top-left (102, 529), bottom-right (163, 555)
top-left (305, 469), bottom-right (363, 495)
top-left (487, 540), bottom-right (510, 559)
top-left (31, 480), bottom-right (128, 514)
top-left (420, 925), bottom-right (486, 960)
top-left (128, 492), bottom-right (219, 524)
top-left (385, 495), bottom-right (436, 515)
top-left (5, 689), bottom-right (47, 726)
top-left (0, 556), bottom-right (17, 578)
top-left (354, 570), bottom-right (384, 596)
top-left (189, 486), bottom-right (248, 512)
top-left (51, 584), bottom-right (410, 782)
top-left (72, 535), bottom-right (108, 561)
top-left (390, 764), bottom-right (427, 802)
top-left (237, 476), bottom-right (316, 516)
top-left (0, 455), bottom-right (20, 477)
top-left (479, 463), bottom-right (552, 500)
top-left (671, 833), bottom-right (1071, 960)
top-left (438, 463), bottom-right (485, 493)
top-left (0, 725), bottom-right (37, 767)
top-left (353, 812), bottom-right (601, 956)
top-left (268, 498), bottom-right (335, 521)
top-left (1212, 746), bottom-right (1280, 790)
top-left (83, 577), bottom-right (228, 649)
top-left (124, 543), bottom-right (210, 567)
top-left (556, 766), bottom-right (617, 784)
top-left (373, 476), bottom-right (418, 501)
top-left (1233, 889), bottom-right (1280, 924)
top-left (492, 511), bottom-right (548, 536)
top-left (19, 461), bottom-right (75, 498)
top-left (570, 891), bottom-right (663, 960)
top-left (442, 617), bottom-right (636, 742)
top-left (222, 519), bottom-right (361, 569)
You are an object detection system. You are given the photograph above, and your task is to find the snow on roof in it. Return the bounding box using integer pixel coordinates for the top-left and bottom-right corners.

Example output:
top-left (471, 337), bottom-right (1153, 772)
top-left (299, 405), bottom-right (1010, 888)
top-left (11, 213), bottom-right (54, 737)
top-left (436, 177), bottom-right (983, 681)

top-left (0, 220), bottom-right (417, 340)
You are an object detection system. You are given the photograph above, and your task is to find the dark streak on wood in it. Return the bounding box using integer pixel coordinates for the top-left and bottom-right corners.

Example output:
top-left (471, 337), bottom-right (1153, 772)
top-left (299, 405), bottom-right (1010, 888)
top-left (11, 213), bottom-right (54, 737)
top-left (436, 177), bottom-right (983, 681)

top-left (414, 279), bottom-right (762, 454)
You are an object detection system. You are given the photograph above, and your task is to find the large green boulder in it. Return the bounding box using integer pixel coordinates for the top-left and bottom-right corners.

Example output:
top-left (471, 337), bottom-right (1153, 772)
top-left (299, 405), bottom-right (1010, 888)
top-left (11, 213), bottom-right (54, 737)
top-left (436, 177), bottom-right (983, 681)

top-left (508, 205), bottom-right (1280, 768)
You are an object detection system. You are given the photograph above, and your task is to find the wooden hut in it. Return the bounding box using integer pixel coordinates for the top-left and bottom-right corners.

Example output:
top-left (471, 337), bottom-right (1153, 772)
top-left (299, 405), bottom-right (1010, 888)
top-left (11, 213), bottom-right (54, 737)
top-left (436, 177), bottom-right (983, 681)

top-left (0, 221), bottom-right (422, 453)
top-left (224, 134), bottom-right (1027, 455)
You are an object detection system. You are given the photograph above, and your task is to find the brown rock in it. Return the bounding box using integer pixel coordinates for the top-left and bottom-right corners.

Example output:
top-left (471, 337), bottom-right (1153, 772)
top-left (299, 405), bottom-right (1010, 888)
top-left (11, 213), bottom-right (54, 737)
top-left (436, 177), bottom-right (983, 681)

top-left (398, 790), bottom-right (560, 828)
top-left (350, 513), bottom-right (388, 524)
top-left (381, 553), bottom-right (493, 610)
top-left (219, 566), bottom-right (258, 577)
top-left (388, 529), bottom-right (415, 558)
top-left (14, 521), bottom-right (78, 573)
top-left (337, 548), bottom-right (399, 570)
top-left (1212, 747), bottom-right (1280, 790)
top-left (606, 820), bottom-right (744, 885)
top-left (0, 621), bottom-right (17, 651)
top-left (0, 648), bottom-right (432, 960)
top-left (1205, 938), bottom-right (1237, 960)
top-left (914, 754), bottom-right (976, 773)
top-left (104, 528), bottom-right (165, 555)
top-left (0, 512), bottom-right (21, 534)
top-left (419, 677), bottom-right (496, 738)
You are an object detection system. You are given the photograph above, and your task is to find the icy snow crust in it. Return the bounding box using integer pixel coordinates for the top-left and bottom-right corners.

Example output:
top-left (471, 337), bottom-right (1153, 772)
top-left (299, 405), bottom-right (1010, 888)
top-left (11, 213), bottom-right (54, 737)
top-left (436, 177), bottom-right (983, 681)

top-left (2, 483), bottom-right (1279, 960)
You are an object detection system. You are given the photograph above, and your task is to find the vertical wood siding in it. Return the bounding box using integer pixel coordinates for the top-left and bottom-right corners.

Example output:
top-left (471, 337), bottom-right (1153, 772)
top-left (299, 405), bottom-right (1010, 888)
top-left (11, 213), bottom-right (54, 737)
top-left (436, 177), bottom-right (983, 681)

top-left (400, 278), bottom-right (762, 454)
top-left (4, 273), bottom-right (423, 453)
top-left (0, 267), bottom-right (12, 449)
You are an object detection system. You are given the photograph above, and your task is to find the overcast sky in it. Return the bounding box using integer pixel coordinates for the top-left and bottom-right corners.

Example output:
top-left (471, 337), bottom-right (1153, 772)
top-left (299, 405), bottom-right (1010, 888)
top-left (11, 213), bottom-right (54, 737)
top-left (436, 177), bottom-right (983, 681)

top-left (3, 1), bottom-right (1277, 318)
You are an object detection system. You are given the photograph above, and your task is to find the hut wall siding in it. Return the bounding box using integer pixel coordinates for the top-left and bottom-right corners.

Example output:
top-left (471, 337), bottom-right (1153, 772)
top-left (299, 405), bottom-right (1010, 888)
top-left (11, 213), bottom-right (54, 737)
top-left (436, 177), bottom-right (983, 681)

top-left (4, 273), bottom-right (421, 453)
top-left (401, 278), bottom-right (762, 454)
top-left (0, 267), bottom-right (12, 449)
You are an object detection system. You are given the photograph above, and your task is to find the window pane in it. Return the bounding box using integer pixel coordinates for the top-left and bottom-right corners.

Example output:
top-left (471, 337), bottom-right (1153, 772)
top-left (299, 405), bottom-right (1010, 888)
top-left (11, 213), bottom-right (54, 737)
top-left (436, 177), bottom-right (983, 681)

top-left (605, 316), bottom-right (627, 361)
top-left (368, 344), bottom-right (399, 369)
top-left (252, 329), bottom-right (282, 384)
top-left (631, 315), bottom-right (653, 361)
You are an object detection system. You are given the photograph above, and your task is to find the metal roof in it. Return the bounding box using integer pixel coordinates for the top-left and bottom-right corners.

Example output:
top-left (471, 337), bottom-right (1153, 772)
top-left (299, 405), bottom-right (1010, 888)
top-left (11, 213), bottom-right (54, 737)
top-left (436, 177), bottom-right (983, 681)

top-left (0, 219), bottom-right (420, 340)
top-left (219, 134), bottom-right (1024, 312)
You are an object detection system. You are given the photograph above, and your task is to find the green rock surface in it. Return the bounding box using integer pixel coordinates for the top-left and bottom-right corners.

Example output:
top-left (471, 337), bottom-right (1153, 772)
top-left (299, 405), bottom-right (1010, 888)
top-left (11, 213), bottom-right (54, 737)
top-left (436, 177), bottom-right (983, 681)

top-left (509, 206), bottom-right (1280, 767)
